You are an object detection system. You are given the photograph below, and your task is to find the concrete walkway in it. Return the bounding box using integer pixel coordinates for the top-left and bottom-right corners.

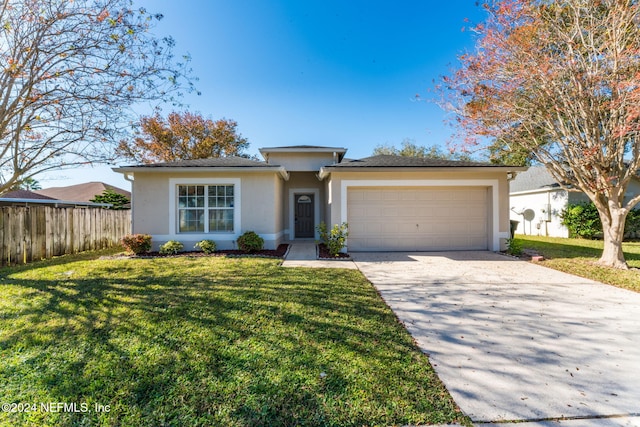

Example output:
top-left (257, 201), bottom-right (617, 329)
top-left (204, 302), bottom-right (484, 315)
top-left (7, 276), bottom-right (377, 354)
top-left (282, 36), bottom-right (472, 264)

top-left (352, 251), bottom-right (640, 426)
top-left (281, 242), bottom-right (358, 269)
top-left (475, 417), bottom-right (640, 426)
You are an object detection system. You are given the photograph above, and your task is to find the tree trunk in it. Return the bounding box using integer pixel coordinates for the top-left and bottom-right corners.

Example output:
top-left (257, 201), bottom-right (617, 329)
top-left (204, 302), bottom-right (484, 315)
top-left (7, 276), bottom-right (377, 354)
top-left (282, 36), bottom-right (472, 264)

top-left (597, 205), bottom-right (628, 269)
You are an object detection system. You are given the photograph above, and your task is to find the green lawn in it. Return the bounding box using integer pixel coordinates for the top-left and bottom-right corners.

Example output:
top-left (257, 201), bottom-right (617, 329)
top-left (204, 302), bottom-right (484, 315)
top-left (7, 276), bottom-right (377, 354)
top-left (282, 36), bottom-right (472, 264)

top-left (0, 251), bottom-right (468, 427)
top-left (516, 235), bottom-right (640, 292)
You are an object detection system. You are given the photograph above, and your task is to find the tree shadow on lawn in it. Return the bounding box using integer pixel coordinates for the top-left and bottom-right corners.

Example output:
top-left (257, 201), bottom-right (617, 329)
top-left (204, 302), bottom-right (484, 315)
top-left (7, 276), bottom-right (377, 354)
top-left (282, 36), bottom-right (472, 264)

top-left (0, 259), bottom-right (462, 427)
top-left (520, 238), bottom-right (640, 263)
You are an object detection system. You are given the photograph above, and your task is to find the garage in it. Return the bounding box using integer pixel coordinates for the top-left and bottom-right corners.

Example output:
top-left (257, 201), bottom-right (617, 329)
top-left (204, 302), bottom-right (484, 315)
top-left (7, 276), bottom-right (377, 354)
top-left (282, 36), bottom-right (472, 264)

top-left (347, 186), bottom-right (489, 251)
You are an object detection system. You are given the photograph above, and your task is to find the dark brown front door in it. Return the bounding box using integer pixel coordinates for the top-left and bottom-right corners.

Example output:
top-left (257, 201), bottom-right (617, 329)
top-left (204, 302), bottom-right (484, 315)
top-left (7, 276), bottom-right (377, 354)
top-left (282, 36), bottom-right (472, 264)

top-left (295, 194), bottom-right (314, 238)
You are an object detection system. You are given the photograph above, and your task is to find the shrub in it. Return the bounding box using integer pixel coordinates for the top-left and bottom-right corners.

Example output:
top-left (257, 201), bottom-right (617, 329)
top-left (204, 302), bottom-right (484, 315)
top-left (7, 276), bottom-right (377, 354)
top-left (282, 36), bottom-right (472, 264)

top-left (236, 231), bottom-right (264, 253)
top-left (121, 234), bottom-right (152, 255)
top-left (159, 240), bottom-right (184, 255)
top-left (505, 238), bottom-right (523, 256)
top-left (194, 239), bottom-right (217, 254)
top-left (90, 189), bottom-right (130, 210)
top-left (625, 209), bottom-right (640, 239)
top-left (560, 202), bottom-right (602, 239)
top-left (561, 202), bottom-right (640, 240)
top-left (317, 221), bottom-right (329, 245)
top-left (316, 222), bottom-right (348, 257)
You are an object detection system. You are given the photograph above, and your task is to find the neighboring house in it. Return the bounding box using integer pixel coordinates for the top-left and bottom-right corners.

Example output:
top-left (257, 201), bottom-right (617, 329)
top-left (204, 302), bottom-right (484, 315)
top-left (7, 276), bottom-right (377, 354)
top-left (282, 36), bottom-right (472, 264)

top-left (0, 189), bottom-right (112, 208)
top-left (114, 145), bottom-right (526, 252)
top-left (34, 182), bottom-right (131, 205)
top-left (509, 166), bottom-right (640, 237)
top-left (1, 190), bottom-right (57, 201)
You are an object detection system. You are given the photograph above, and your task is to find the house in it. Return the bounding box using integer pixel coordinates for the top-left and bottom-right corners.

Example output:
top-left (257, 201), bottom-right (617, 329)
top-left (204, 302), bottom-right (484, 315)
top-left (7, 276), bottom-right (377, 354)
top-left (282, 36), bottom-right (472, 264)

top-left (113, 145), bottom-right (526, 252)
top-left (0, 189), bottom-right (112, 208)
top-left (34, 182), bottom-right (131, 205)
top-left (509, 166), bottom-right (640, 237)
top-left (1, 189), bottom-right (58, 202)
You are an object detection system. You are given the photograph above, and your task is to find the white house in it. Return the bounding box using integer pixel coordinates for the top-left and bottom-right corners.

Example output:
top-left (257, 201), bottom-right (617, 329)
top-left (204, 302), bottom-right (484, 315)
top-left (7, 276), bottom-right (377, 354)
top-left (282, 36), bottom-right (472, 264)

top-left (509, 166), bottom-right (640, 237)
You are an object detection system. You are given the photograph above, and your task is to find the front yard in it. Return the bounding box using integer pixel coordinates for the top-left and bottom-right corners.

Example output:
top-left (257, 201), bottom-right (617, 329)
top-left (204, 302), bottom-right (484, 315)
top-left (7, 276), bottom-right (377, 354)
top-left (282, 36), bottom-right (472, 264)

top-left (0, 251), bottom-right (467, 427)
top-left (516, 235), bottom-right (640, 292)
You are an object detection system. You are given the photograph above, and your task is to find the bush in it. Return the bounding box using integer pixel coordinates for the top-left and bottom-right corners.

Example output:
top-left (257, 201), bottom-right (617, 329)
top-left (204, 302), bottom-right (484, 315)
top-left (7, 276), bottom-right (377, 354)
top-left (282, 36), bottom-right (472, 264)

top-left (236, 231), bottom-right (264, 253)
top-left (316, 222), bottom-right (348, 257)
top-left (560, 202), bottom-right (602, 239)
top-left (505, 238), bottom-right (523, 256)
top-left (625, 209), bottom-right (640, 239)
top-left (159, 240), bottom-right (184, 255)
top-left (561, 202), bottom-right (640, 240)
top-left (194, 240), bottom-right (217, 254)
top-left (121, 234), bottom-right (152, 255)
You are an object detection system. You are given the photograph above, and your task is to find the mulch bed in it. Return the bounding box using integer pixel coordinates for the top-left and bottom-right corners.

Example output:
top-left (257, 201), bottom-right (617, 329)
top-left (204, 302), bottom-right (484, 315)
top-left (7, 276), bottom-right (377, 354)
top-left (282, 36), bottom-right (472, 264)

top-left (317, 243), bottom-right (351, 260)
top-left (111, 244), bottom-right (290, 259)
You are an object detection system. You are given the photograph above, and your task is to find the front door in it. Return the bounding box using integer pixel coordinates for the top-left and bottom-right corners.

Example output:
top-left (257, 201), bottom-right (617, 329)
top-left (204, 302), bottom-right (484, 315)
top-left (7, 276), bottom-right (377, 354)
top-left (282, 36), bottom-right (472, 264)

top-left (295, 194), bottom-right (314, 238)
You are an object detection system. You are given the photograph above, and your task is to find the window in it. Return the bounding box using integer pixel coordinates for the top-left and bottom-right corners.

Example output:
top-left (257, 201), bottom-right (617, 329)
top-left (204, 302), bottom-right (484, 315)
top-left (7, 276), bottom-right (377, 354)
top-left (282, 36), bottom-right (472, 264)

top-left (208, 185), bottom-right (234, 232)
top-left (177, 184), bottom-right (234, 233)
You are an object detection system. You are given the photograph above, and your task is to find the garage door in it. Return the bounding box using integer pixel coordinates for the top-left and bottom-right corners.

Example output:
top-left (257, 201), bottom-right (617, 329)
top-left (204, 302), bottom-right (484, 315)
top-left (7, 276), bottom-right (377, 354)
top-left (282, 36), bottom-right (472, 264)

top-left (347, 187), bottom-right (488, 251)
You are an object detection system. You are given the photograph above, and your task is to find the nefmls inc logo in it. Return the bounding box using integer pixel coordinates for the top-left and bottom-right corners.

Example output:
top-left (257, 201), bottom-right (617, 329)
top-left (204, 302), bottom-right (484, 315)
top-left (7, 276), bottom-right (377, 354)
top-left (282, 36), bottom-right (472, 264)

top-left (41, 402), bottom-right (90, 413)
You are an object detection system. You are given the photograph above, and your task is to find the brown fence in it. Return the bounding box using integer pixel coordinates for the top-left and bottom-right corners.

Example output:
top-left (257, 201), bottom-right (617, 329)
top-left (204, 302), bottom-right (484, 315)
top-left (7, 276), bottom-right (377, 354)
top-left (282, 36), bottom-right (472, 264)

top-left (0, 206), bottom-right (131, 266)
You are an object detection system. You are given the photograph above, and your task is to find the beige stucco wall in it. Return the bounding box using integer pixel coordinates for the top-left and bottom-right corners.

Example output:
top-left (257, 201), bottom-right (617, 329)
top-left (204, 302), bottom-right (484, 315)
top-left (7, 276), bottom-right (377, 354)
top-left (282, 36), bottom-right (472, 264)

top-left (131, 172), bottom-right (170, 237)
top-left (273, 174), bottom-right (284, 241)
top-left (265, 152), bottom-right (336, 171)
top-left (326, 170), bottom-right (512, 251)
top-left (131, 171), bottom-right (285, 250)
top-left (129, 167), bottom-right (515, 251)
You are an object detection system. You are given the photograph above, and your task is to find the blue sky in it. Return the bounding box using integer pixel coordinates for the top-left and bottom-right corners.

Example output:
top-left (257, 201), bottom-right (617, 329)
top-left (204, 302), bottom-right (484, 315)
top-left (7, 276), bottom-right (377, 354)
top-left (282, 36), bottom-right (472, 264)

top-left (41, 0), bottom-right (487, 189)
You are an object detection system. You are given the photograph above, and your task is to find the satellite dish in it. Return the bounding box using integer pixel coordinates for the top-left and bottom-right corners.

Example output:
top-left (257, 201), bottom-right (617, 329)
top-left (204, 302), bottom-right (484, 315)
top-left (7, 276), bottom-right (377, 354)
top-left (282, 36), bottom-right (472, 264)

top-left (523, 209), bottom-right (535, 221)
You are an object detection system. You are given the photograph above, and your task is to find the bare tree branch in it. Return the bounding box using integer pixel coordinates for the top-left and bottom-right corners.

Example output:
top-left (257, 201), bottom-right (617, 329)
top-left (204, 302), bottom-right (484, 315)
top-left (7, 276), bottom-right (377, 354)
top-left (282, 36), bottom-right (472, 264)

top-left (0, 0), bottom-right (196, 192)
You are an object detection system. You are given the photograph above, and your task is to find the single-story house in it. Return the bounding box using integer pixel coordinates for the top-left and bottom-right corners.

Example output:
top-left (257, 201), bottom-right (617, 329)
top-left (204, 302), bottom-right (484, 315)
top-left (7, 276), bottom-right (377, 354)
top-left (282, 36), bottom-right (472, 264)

top-left (34, 182), bottom-right (131, 206)
top-left (0, 189), bottom-right (112, 208)
top-left (509, 166), bottom-right (640, 237)
top-left (114, 145), bottom-right (526, 252)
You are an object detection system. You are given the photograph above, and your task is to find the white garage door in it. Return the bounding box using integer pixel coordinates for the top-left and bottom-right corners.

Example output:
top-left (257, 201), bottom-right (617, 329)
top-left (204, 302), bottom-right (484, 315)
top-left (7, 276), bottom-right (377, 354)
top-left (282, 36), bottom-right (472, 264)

top-left (347, 187), bottom-right (489, 251)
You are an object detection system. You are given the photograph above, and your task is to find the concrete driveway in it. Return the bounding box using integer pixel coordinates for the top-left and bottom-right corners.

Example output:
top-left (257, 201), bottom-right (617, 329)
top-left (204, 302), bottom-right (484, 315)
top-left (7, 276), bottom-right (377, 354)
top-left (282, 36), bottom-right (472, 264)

top-left (352, 251), bottom-right (640, 425)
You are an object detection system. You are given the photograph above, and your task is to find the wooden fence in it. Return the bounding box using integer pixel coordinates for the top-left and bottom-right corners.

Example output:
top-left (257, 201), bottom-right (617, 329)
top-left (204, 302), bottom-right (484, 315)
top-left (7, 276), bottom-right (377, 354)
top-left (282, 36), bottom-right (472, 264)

top-left (0, 206), bottom-right (131, 266)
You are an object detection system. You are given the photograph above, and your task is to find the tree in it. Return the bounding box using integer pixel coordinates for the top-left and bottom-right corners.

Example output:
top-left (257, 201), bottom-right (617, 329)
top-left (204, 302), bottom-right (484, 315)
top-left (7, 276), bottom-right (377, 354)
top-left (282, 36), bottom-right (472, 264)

top-left (373, 139), bottom-right (474, 161)
top-left (0, 0), bottom-right (194, 194)
top-left (116, 112), bottom-right (249, 163)
top-left (90, 189), bottom-right (130, 209)
top-left (9, 177), bottom-right (41, 191)
top-left (439, 0), bottom-right (640, 269)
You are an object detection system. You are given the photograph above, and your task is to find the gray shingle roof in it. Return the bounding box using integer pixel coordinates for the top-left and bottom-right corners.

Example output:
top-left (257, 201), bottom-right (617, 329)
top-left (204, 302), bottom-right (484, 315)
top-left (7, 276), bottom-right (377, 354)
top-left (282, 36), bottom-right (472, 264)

top-left (123, 156), bottom-right (273, 168)
top-left (510, 166), bottom-right (561, 193)
top-left (330, 155), bottom-right (497, 168)
top-left (35, 182), bottom-right (130, 202)
top-left (1, 189), bottom-right (57, 200)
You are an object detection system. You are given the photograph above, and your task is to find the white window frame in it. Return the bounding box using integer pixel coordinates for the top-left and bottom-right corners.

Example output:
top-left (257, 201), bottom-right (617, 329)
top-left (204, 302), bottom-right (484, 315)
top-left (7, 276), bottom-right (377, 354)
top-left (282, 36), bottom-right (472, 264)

top-left (169, 178), bottom-right (241, 240)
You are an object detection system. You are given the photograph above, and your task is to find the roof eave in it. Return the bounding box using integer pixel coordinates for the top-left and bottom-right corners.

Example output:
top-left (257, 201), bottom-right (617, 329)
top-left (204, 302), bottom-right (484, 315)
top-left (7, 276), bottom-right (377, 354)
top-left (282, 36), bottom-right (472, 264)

top-left (320, 165), bottom-right (528, 175)
top-left (0, 198), bottom-right (112, 207)
top-left (112, 166), bottom-right (290, 181)
top-left (509, 187), bottom-right (566, 196)
top-left (259, 146), bottom-right (347, 154)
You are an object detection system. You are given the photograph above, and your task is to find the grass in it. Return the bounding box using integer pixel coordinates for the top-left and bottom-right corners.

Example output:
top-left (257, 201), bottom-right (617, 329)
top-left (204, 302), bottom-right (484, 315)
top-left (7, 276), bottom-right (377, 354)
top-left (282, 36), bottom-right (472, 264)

top-left (0, 252), bottom-right (468, 427)
top-left (516, 234), bottom-right (640, 292)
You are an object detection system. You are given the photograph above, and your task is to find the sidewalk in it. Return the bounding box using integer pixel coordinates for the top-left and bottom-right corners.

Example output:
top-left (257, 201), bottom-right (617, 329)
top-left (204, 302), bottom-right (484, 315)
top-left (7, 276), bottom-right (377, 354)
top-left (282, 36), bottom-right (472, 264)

top-left (281, 242), bottom-right (357, 269)
top-left (475, 417), bottom-right (640, 426)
